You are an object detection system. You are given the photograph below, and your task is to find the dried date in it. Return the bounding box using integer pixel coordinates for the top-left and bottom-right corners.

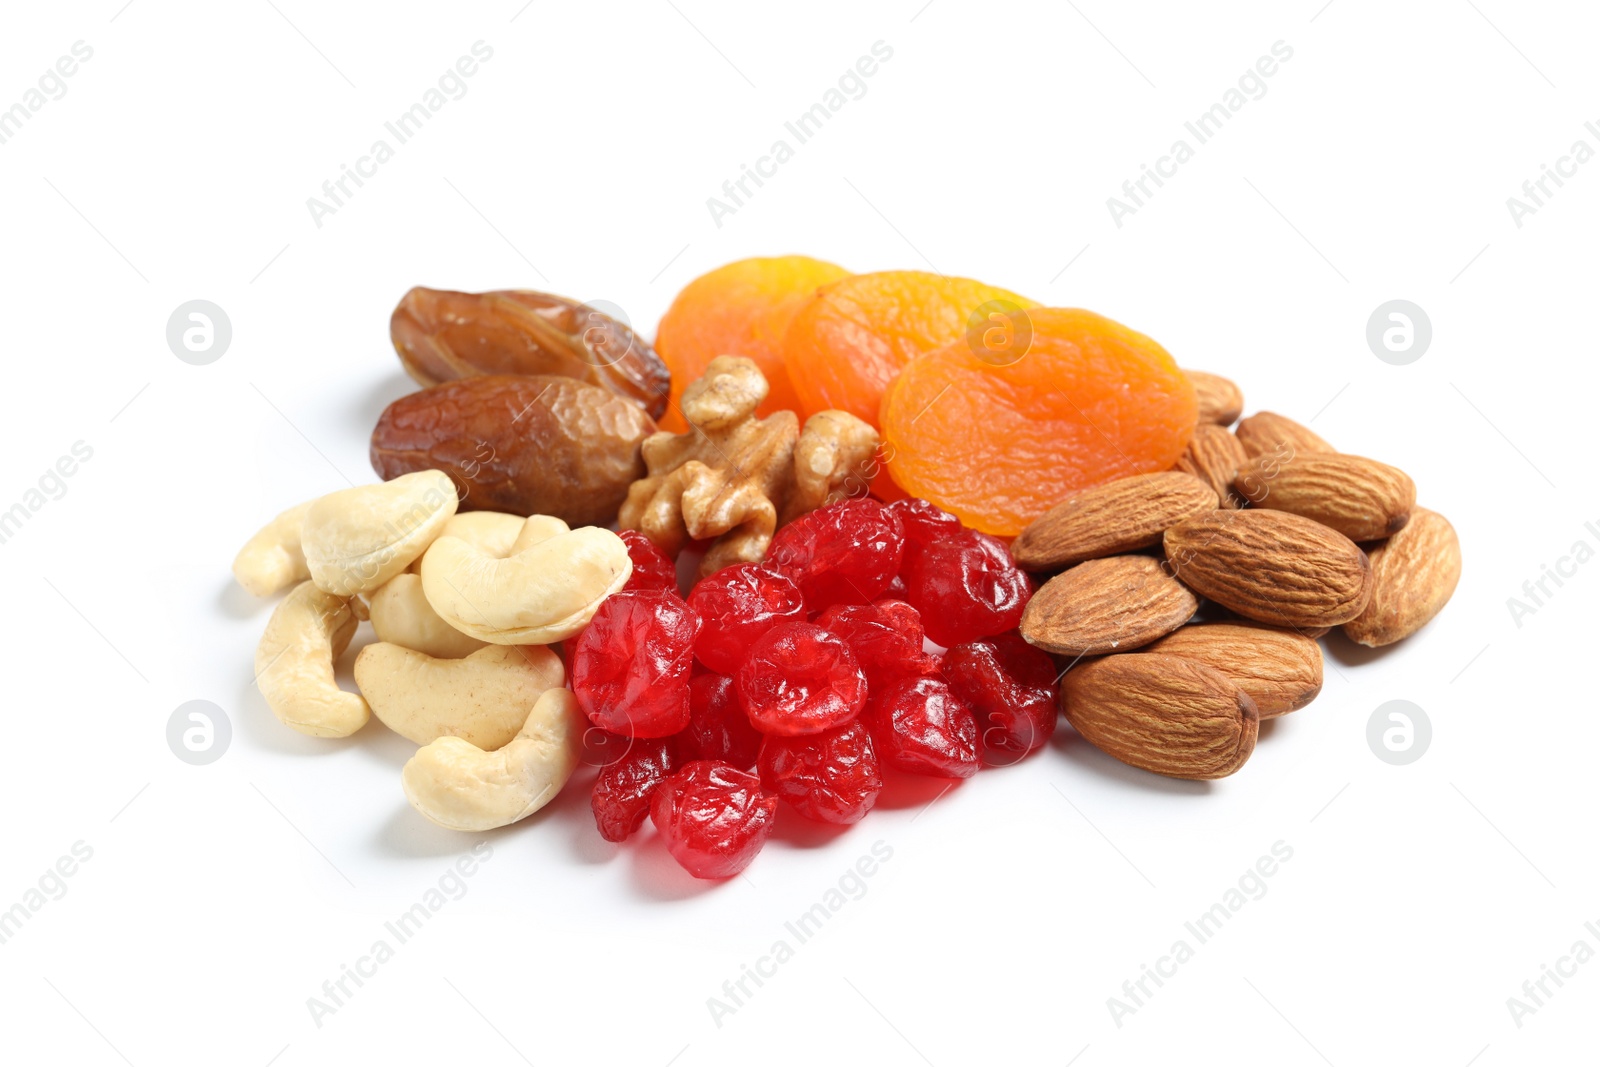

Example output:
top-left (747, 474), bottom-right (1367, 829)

top-left (371, 374), bottom-right (654, 527)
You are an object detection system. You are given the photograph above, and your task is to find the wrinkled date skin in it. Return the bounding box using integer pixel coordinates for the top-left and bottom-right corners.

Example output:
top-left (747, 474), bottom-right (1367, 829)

top-left (371, 374), bottom-right (654, 528)
top-left (390, 286), bottom-right (672, 420)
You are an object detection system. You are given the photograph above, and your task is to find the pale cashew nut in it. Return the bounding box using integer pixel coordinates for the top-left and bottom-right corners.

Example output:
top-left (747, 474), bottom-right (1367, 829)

top-left (232, 500), bottom-right (313, 597)
top-left (402, 687), bottom-right (583, 831)
top-left (302, 470), bottom-right (458, 596)
top-left (368, 573), bottom-right (487, 659)
top-left (354, 642), bottom-right (564, 749)
top-left (510, 514), bottom-right (571, 554)
top-left (420, 523), bottom-right (630, 644)
top-left (255, 581), bottom-right (370, 737)
top-left (407, 511), bottom-right (526, 573)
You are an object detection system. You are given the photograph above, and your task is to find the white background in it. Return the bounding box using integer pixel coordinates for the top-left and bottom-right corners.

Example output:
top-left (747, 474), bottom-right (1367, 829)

top-left (1, 1), bottom-right (1595, 1064)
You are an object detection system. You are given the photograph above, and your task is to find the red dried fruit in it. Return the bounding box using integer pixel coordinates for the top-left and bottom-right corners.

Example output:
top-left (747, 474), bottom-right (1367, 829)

top-left (686, 564), bottom-right (806, 675)
top-left (886, 497), bottom-right (962, 557)
top-left (757, 720), bottom-right (883, 824)
top-left (570, 591), bottom-right (701, 738)
top-left (943, 632), bottom-right (1058, 760)
top-left (650, 760), bottom-right (777, 879)
top-left (735, 621), bottom-right (868, 736)
top-left (863, 676), bottom-right (980, 778)
top-left (618, 530), bottom-right (679, 596)
top-left (815, 599), bottom-right (941, 690)
top-left (591, 737), bottom-right (678, 843)
top-left (902, 528), bottom-right (1032, 647)
top-left (681, 673), bottom-right (763, 768)
top-left (766, 498), bottom-right (904, 609)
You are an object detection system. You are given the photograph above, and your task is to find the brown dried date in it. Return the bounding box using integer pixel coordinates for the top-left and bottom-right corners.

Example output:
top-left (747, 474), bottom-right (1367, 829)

top-left (390, 287), bottom-right (671, 421)
top-left (370, 375), bottom-right (654, 528)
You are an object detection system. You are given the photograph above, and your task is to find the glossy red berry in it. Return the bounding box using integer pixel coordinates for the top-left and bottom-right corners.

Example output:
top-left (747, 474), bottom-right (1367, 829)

top-left (943, 632), bottom-right (1058, 760)
top-left (591, 737), bottom-right (678, 842)
top-left (570, 590), bottom-right (700, 737)
top-left (767, 498), bottom-right (904, 608)
top-left (863, 676), bottom-right (980, 778)
top-left (681, 672), bottom-right (763, 768)
top-left (757, 719), bottom-right (883, 824)
top-left (901, 528), bottom-right (1032, 647)
top-left (886, 497), bottom-right (962, 557)
top-left (815, 599), bottom-right (941, 691)
top-left (735, 621), bottom-right (868, 736)
top-left (650, 760), bottom-right (777, 879)
top-left (686, 564), bottom-right (806, 674)
top-left (618, 529), bottom-right (679, 595)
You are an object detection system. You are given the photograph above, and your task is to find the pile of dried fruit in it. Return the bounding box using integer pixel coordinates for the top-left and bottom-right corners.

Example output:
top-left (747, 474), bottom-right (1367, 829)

top-left (231, 257), bottom-right (1461, 880)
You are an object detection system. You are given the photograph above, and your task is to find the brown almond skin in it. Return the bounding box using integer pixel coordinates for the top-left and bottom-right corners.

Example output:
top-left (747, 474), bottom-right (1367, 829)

top-left (390, 286), bottom-right (671, 420)
top-left (1343, 507), bottom-right (1461, 647)
top-left (1164, 509), bottom-right (1374, 628)
top-left (1175, 424), bottom-right (1250, 508)
top-left (1012, 472), bottom-right (1219, 570)
top-left (371, 375), bottom-right (653, 528)
top-left (1142, 623), bottom-right (1322, 716)
top-left (1234, 411), bottom-right (1334, 460)
top-left (1020, 555), bottom-right (1199, 657)
top-left (1061, 654), bottom-right (1259, 780)
top-left (1184, 370), bottom-right (1244, 426)
top-left (1235, 453), bottom-right (1416, 542)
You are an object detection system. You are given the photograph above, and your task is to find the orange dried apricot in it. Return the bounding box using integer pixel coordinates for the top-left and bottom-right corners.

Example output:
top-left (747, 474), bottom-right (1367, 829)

top-left (782, 271), bottom-right (1035, 427)
top-left (880, 307), bottom-right (1197, 536)
top-left (655, 256), bottom-right (850, 431)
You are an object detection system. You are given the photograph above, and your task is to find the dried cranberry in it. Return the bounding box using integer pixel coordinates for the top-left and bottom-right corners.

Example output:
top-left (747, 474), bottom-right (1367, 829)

top-left (570, 591), bottom-right (700, 737)
top-left (815, 599), bottom-right (941, 690)
top-left (886, 497), bottom-right (962, 558)
top-left (735, 621), bottom-right (868, 736)
top-left (758, 719), bottom-right (883, 824)
top-left (902, 528), bottom-right (1032, 647)
top-left (943, 632), bottom-right (1058, 760)
top-left (767, 498), bottom-right (904, 608)
top-left (591, 736), bottom-right (678, 842)
top-left (650, 760), bottom-right (777, 879)
top-left (863, 676), bottom-right (980, 778)
top-left (681, 673), bottom-right (762, 768)
top-left (618, 529), bottom-right (679, 596)
top-left (884, 574), bottom-right (909, 600)
top-left (686, 564), bottom-right (806, 674)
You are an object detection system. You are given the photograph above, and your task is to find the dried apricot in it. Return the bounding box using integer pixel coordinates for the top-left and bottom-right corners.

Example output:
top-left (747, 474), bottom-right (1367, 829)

top-left (781, 271), bottom-right (1035, 427)
top-left (881, 308), bottom-right (1197, 536)
top-left (655, 256), bottom-right (850, 431)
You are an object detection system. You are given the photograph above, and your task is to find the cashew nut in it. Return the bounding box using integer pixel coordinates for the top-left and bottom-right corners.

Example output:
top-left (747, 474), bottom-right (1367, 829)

top-left (420, 523), bottom-right (630, 644)
top-left (402, 687), bottom-right (583, 831)
top-left (255, 581), bottom-right (370, 737)
top-left (232, 500), bottom-right (313, 596)
top-left (355, 642), bottom-right (564, 749)
top-left (368, 573), bottom-right (487, 658)
top-left (511, 514), bottom-right (571, 554)
top-left (407, 511), bottom-right (526, 573)
top-left (302, 470), bottom-right (458, 596)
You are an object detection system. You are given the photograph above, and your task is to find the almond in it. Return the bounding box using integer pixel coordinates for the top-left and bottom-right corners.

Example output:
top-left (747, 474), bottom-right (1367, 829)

top-left (1011, 472), bottom-right (1219, 570)
top-left (1342, 507), bottom-right (1461, 647)
top-left (1020, 555), bottom-right (1199, 656)
top-left (1234, 453), bottom-right (1416, 541)
top-left (1141, 622), bottom-right (1322, 716)
top-left (1234, 411), bottom-right (1334, 460)
top-left (1175, 424), bottom-right (1250, 508)
top-left (1061, 653), bottom-right (1258, 779)
top-left (1184, 369), bottom-right (1244, 425)
top-left (1164, 509), bottom-right (1374, 627)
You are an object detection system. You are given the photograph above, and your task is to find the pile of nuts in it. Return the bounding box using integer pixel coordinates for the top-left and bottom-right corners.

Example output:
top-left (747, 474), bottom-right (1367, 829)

top-left (232, 275), bottom-right (1461, 881)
